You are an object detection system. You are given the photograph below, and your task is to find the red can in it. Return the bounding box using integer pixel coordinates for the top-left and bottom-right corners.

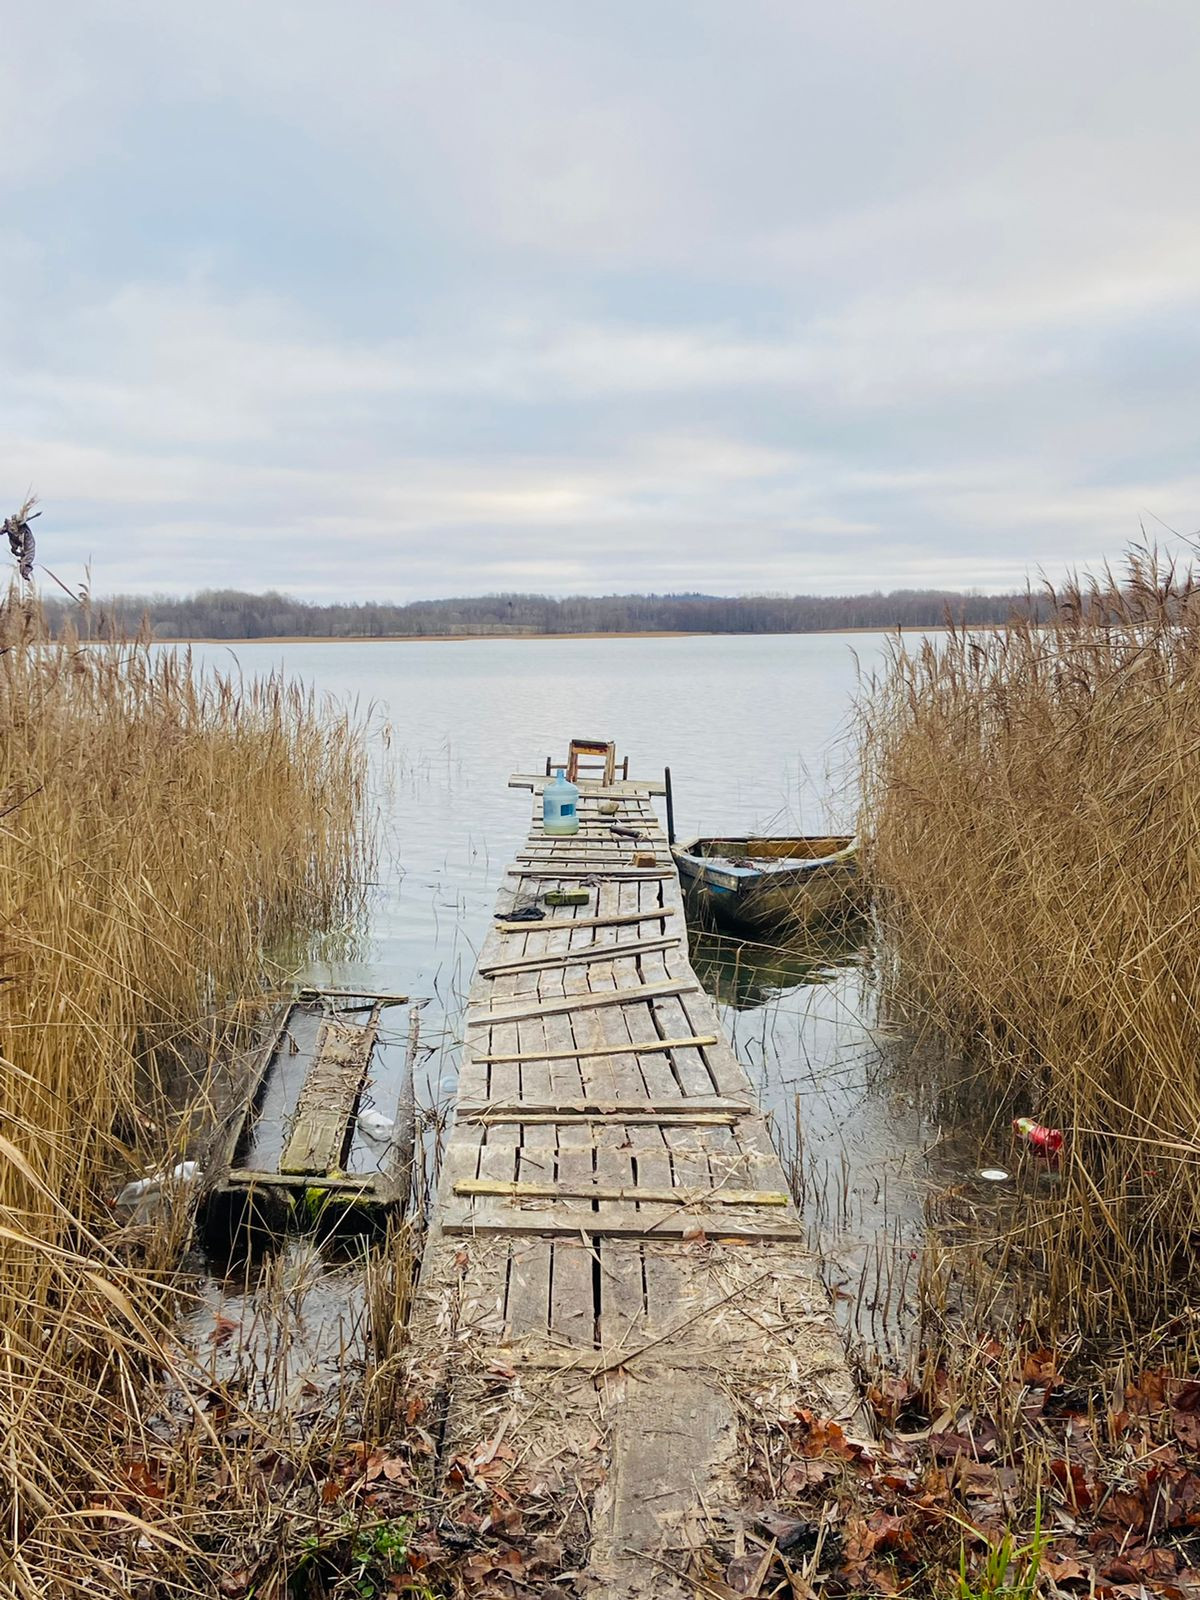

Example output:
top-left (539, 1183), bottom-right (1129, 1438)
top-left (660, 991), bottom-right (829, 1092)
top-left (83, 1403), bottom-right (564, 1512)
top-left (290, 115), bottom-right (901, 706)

top-left (1013, 1116), bottom-right (1064, 1157)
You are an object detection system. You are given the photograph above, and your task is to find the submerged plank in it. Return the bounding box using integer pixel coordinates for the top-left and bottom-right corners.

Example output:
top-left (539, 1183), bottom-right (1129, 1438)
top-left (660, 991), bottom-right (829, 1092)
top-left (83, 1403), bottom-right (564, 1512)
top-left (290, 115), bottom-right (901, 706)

top-left (280, 1010), bottom-right (378, 1175)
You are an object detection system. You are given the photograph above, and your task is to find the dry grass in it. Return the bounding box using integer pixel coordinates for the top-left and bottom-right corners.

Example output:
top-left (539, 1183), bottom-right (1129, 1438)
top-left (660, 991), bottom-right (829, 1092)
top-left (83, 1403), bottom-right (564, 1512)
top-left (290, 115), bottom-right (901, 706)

top-left (859, 544), bottom-right (1200, 1344)
top-left (0, 591), bottom-right (371, 1596)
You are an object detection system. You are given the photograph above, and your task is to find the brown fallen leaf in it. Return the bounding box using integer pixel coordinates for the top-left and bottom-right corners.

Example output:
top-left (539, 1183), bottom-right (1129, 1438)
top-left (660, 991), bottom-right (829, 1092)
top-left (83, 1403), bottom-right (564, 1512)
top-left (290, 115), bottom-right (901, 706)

top-left (868, 1373), bottom-right (918, 1425)
top-left (1049, 1457), bottom-right (1094, 1512)
top-left (865, 1562), bottom-right (901, 1595)
top-left (794, 1412), bottom-right (857, 1461)
top-left (756, 1508), bottom-right (818, 1554)
top-left (1022, 1348), bottom-right (1057, 1386)
top-left (122, 1459), bottom-right (167, 1501)
top-left (725, 1547), bottom-right (775, 1595)
top-left (1126, 1370), bottom-right (1168, 1415)
top-left (1104, 1545), bottom-right (1179, 1582)
top-left (783, 1457), bottom-right (834, 1492)
top-left (208, 1313), bottom-right (238, 1346)
top-left (1042, 1553), bottom-right (1088, 1584)
top-left (1097, 1488), bottom-right (1147, 1532)
top-left (865, 1510), bottom-right (914, 1553)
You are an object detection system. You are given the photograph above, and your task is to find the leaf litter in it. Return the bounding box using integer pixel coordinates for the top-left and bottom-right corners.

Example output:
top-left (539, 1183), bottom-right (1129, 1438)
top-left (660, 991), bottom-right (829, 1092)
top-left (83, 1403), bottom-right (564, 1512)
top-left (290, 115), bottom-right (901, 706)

top-left (692, 1347), bottom-right (1200, 1598)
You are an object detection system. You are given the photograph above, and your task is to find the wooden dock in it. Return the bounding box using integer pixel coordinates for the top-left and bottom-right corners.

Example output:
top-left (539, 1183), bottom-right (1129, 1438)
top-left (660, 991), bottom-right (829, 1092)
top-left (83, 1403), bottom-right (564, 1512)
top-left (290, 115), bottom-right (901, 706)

top-left (411, 765), bottom-right (859, 1597)
top-left (201, 990), bottom-right (417, 1246)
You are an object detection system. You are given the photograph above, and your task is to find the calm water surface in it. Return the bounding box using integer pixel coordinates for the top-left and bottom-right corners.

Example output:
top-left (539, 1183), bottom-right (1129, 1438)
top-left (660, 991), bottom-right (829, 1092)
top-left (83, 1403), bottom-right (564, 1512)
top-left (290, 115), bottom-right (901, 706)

top-left (181, 632), bottom-right (979, 1358)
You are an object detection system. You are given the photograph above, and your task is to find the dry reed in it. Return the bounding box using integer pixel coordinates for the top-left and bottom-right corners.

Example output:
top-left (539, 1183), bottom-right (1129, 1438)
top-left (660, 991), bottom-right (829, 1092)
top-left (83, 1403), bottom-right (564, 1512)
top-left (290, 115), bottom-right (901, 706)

top-left (859, 544), bottom-right (1200, 1344)
top-left (0, 591), bottom-right (370, 1596)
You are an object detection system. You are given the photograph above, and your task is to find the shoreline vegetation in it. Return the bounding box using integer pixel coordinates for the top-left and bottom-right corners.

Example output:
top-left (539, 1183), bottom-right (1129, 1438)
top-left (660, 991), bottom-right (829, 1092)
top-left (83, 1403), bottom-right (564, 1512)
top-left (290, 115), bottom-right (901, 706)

top-left (42, 585), bottom-right (1035, 643)
top-left (861, 542), bottom-right (1200, 1344)
top-left (0, 591), bottom-right (372, 1599)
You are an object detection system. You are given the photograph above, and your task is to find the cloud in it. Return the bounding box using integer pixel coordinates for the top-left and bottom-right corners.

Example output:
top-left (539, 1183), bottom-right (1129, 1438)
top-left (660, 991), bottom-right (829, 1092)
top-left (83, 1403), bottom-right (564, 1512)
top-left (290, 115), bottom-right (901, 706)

top-left (0, 1), bottom-right (1197, 598)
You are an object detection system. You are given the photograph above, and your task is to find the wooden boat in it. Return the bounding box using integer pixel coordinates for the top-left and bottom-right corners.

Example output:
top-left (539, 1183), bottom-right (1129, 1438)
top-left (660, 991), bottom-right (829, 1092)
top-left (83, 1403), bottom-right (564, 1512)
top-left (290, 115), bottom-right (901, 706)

top-left (672, 834), bottom-right (859, 937)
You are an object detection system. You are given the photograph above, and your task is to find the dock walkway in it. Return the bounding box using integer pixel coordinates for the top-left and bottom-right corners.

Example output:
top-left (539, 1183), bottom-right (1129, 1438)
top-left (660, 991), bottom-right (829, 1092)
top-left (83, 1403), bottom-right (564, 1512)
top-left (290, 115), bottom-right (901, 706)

top-left (411, 768), bottom-right (858, 1597)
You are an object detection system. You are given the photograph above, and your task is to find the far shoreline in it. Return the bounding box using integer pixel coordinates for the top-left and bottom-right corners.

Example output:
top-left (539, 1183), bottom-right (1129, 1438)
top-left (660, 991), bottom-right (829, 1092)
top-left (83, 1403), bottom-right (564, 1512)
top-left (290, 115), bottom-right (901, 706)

top-left (155, 624), bottom-right (964, 645)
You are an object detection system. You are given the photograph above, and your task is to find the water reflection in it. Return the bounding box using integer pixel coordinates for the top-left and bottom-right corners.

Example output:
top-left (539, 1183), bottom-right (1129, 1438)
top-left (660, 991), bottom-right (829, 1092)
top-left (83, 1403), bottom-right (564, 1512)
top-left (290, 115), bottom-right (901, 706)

top-left (687, 917), bottom-right (869, 1010)
top-left (686, 909), bottom-right (1000, 1360)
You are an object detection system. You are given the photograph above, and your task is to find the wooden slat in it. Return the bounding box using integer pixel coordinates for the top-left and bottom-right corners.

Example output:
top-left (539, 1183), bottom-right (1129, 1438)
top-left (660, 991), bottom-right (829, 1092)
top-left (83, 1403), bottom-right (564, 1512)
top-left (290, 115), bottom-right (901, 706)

top-left (507, 868), bottom-right (674, 881)
top-left (597, 1239), bottom-right (646, 1346)
top-left (506, 1238), bottom-right (552, 1341)
top-left (204, 1001), bottom-right (290, 1178)
top-left (478, 934), bottom-right (679, 977)
top-left (279, 1010), bottom-right (378, 1175)
top-left (473, 1033), bottom-right (718, 1064)
top-left (444, 1211), bottom-right (805, 1241)
top-left (466, 979), bottom-right (697, 1027)
top-left (454, 1179), bottom-right (790, 1207)
top-left (550, 1239), bottom-right (596, 1347)
top-left (516, 847), bottom-right (667, 859)
top-left (493, 910), bottom-right (672, 933)
top-left (461, 1096), bottom-right (747, 1116)
top-left (460, 1096), bottom-right (749, 1114)
top-left (227, 1169), bottom-right (376, 1190)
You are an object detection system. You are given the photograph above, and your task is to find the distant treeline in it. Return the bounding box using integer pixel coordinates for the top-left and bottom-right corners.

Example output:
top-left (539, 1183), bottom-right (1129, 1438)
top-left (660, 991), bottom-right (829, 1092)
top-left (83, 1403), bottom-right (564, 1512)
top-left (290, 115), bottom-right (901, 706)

top-left (42, 588), bottom-right (1036, 640)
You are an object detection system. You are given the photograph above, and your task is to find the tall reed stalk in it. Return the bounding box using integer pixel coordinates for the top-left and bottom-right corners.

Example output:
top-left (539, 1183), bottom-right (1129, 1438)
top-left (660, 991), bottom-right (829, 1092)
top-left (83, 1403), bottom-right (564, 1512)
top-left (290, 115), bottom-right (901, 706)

top-left (0, 593), bottom-right (370, 1596)
top-left (860, 545), bottom-right (1200, 1342)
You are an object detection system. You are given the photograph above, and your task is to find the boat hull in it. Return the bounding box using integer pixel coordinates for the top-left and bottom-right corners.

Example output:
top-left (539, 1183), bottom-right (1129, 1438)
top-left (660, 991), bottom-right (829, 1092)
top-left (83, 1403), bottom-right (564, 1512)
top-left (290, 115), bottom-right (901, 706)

top-left (673, 835), bottom-right (859, 937)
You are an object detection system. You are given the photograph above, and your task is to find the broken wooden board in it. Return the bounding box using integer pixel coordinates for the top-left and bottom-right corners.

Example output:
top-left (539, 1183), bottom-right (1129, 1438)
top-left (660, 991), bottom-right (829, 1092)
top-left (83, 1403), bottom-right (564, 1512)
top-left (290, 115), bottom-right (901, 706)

top-left (280, 1012), bottom-right (378, 1174)
top-left (478, 933), bottom-right (680, 976)
top-left (466, 978), bottom-right (698, 1026)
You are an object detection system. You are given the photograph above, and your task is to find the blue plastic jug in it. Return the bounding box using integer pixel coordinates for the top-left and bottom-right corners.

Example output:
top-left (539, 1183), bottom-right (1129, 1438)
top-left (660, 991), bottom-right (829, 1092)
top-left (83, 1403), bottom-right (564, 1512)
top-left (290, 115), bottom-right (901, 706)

top-left (543, 768), bottom-right (580, 835)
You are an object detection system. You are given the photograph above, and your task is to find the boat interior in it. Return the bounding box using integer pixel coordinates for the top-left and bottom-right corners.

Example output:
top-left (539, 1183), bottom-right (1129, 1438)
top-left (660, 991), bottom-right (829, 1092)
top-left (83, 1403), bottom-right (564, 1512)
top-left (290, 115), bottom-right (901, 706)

top-left (685, 835), bottom-right (856, 864)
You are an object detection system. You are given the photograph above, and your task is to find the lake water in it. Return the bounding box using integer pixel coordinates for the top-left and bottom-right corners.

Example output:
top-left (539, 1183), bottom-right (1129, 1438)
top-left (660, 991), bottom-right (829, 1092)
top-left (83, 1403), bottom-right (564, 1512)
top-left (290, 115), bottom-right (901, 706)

top-left (183, 631), bottom-right (980, 1358)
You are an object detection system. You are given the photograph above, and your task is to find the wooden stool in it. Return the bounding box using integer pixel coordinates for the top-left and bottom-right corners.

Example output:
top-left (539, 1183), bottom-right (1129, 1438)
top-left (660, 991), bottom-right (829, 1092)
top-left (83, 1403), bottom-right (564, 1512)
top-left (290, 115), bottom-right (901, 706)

top-left (565, 739), bottom-right (628, 785)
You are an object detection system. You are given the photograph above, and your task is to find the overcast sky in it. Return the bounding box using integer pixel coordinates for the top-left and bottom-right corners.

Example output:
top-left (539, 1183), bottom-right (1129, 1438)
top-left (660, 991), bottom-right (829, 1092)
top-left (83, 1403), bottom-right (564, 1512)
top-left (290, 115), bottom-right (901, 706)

top-left (2, 2), bottom-right (1197, 600)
